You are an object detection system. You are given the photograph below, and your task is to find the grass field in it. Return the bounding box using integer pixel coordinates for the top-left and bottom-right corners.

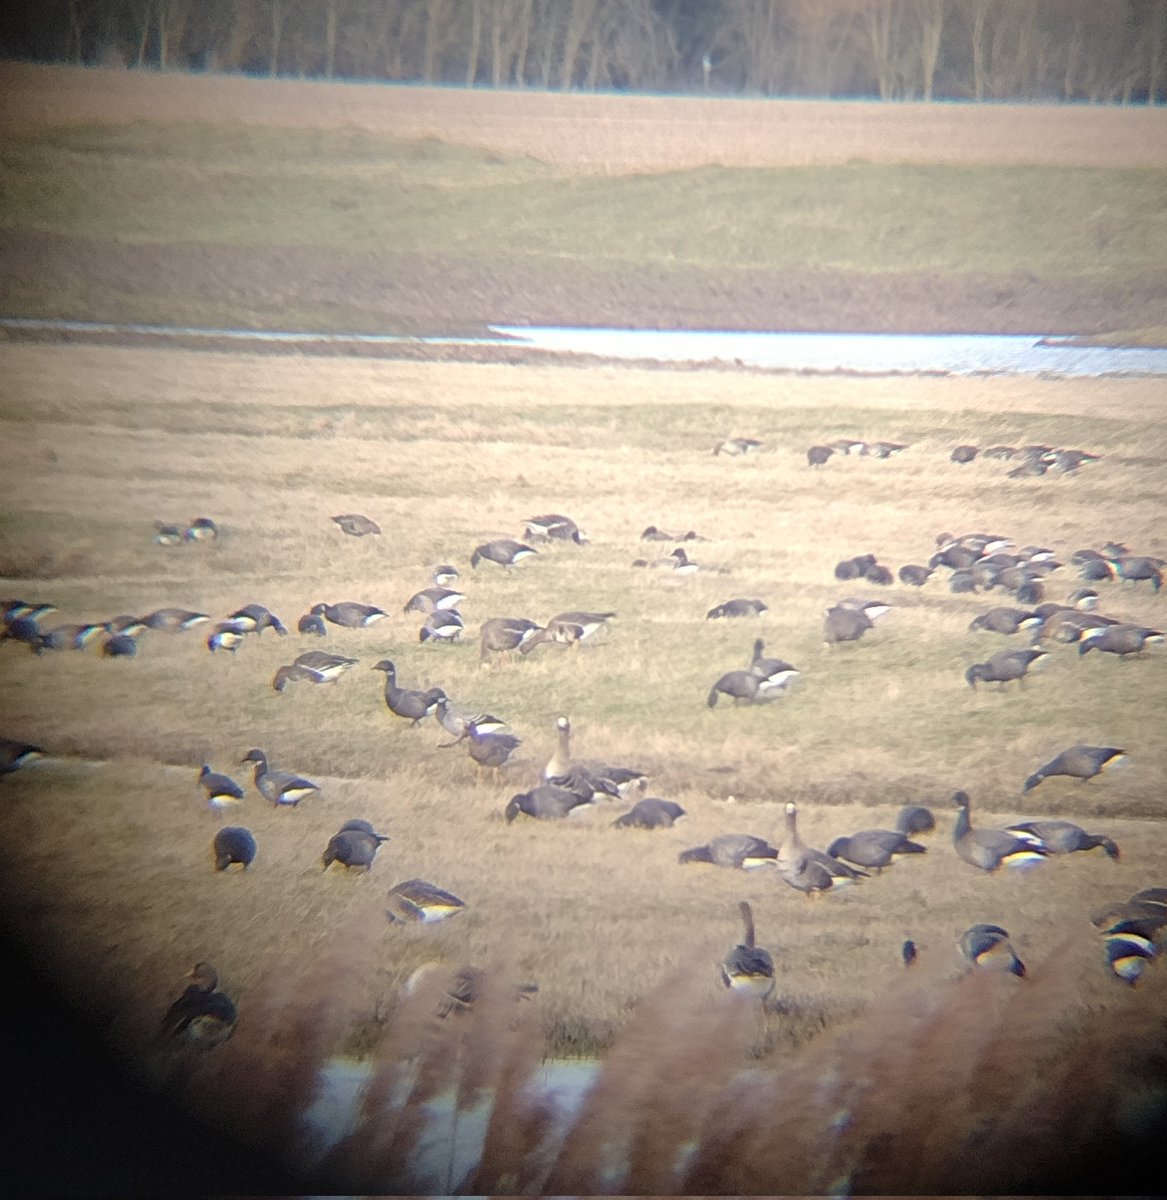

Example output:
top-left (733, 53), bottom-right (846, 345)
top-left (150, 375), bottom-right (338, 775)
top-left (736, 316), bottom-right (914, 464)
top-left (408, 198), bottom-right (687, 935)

top-left (2, 66), bottom-right (1167, 1191)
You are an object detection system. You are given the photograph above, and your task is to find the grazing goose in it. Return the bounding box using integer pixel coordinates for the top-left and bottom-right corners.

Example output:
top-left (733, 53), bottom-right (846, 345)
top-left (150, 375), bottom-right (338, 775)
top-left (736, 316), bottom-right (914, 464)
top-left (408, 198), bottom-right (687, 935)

top-left (331, 513), bottom-right (380, 537)
top-left (707, 598), bottom-right (768, 620)
top-left (964, 648), bottom-right (1047, 689)
top-left (982, 446), bottom-right (1016, 459)
top-left (106, 614), bottom-right (147, 637)
top-left (505, 784), bottom-right (597, 823)
top-left (1024, 745), bottom-right (1126, 790)
top-left (678, 833), bottom-right (777, 869)
top-left (612, 797), bottom-right (686, 829)
top-left (827, 829), bottom-right (926, 872)
top-left (463, 725), bottom-right (522, 779)
top-left (207, 624), bottom-right (245, 654)
top-left (183, 517), bottom-right (219, 542)
top-left (404, 586), bottom-right (466, 614)
top-left (241, 748), bottom-right (320, 807)
top-left (322, 826), bottom-right (389, 871)
top-left (144, 608), bottom-right (211, 632)
top-left (776, 802), bottom-right (834, 897)
top-left (419, 610), bottom-right (464, 643)
top-left (1, 737), bottom-right (45, 774)
top-left (835, 554), bottom-right (876, 580)
top-left (372, 660), bottom-right (446, 725)
top-left (807, 445), bottom-right (834, 467)
top-left (226, 604), bottom-right (288, 636)
top-left (641, 525), bottom-right (707, 542)
top-left (865, 440), bottom-right (907, 458)
top-left (36, 622), bottom-right (105, 652)
top-left (1079, 624), bottom-right (1164, 658)
top-left (479, 616), bottom-right (544, 663)
top-left (297, 612), bottom-right (327, 637)
top-left (434, 697), bottom-right (509, 743)
top-left (101, 633), bottom-right (139, 658)
top-left (898, 564), bottom-right (933, 586)
top-left (160, 963), bottom-right (236, 1045)
top-left (707, 669), bottom-right (766, 708)
top-left (958, 924), bottom-right (1026, 976)
top-left (212, 826), bottom-right (256, 871)
top-left (544, 716), bottom-right (643, 799)
top-left (471, 538), bottom-right (537, 568)
top-left (311, 601), bottom-right (389, 629)
top-left (154, 521), bottom-right (183, 545)
top-left (950, 445), bottom-right (978, 463)
top-left (272, 664), bottom-right (333, 692)
top-left (823, 604), bottom-right (873, 647)
top-left (895, 805), bottom-right (936, 835)
top-left (199, 764), bottom-right (245, 815)
top-left (747, 639), bottom-right (799, 692)
top-left (968, 607), bottom-right (1042, 635)
top-left (432, 564), bottom-right (460, 586)
top-left (385, 879), bottom-right (466, 923)
top-left (1107, 555), bottom-right (1163, 592)
top-left (721, 901), bottom-right (776, 999)
top-left (291, 649), bottom-right (358, 681)
top-left (2, 614), bottom-right (53, 650)
top-left (714, 437), bottom-right (762, 456)
top-left (1005, 818), bottom-right (1119, 859)
top-left (1037, 609), bottom-right (1117, 644)
top-left (952, 791), bottom-right (1048, 872)
top-left (523, 513), bottom-right (587, 543)
top-left (865, 564), bottom-right (894, 586)
top-left (1104, 931), bottom-right (1157, 985)
top-left (522, 611), bottom-right (617, 652)
top-left (1067, 588), bottom-right (1099, 610)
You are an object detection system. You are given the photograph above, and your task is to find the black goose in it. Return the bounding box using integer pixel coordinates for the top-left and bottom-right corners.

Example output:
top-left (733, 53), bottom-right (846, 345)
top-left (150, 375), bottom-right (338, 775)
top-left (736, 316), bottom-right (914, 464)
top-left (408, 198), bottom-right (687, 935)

top-left (747, 639), bottom-right (799, 692)
top-left (212, 826), bottom-right (256, 870)
top-left (311, 601), bottom-right (389, 628)
top-left (144, 608), bottom-right (211, 632)
top-left (707, 598), bottom-right (768, 619)
top-left (895, 804), bottom-right (936, 835)
top-left (707, 669), bottom-right (766, 708)
top-left (1107, 555), bottom-right (1163, 592)
top-left (1, 738), bottom-right (45, 774)
top-left (721, 901), bottom-right (776, 999)
top-left (207, 625), bottom-right (245, 654)
top-left (385, 879), bottom-right (466, 923)
top-left (101, 632), bottom-right (139, 658)
top-left (434, 697), bottom-right (508, 743)
top-left (463, 725), bottom-right (522, 779)
top-left (964, 648), bottom-right (1047, 689)
top-left (160, 963), bottom-right (236, 1045)
top-left (827, 828), bottom-right (926, 872)
top-left (1024, 745), bottom-right (1125, 790)
top-left (199, 764), bottom-right (245, 815)
top-left (419, 610), bottom-right (464, 643)
top-left (807, 445), bottom-right (834, 467)
top-left (241, 748), bottom-right (320, 807)
top-left (543, 715), bottom-right (643, 799)
top-left (523, 513), bottom-right (586, 543)
top-left (273, 651), bottom-right (358, 691)
top-left (1004, 819), bottom-right (1119, 859)
top-left (371, 660), bottom-right (446, 725)
top-left (505, 784), bottom-right (597, 823)
top-left (952, 791), bottom-right (1048, 872)
top-left (714, 437), bottom-right (762, 456)
top-left (332, 513), bottom-right (380, 537)
top-left (898, 564), bottom-right (933, 586)
top-left (612, 797), bottom-right (686, 829)
top-left (1079, 624), bottom-right (1164, 659)
top-left (183, 517), bottom-right (218, 542)
top-left (226, 604), bottom-right (287, 636)
top-left (967, 607), bottom-right (1042, 635)
top-left (322, 826), bottom-right (389, 871)
top-left (678, 833), bottom-right (777, 869)
top-left (958, 924), bottom-right (1026, 976)
top-left (404, 586), bottom-right (466, 614)
top-left (776, 802), bottom-right (834, 897)
top-left (471, 538), bottom-right (537, 568)
top-left (823, 604), bottom-right (875, 646)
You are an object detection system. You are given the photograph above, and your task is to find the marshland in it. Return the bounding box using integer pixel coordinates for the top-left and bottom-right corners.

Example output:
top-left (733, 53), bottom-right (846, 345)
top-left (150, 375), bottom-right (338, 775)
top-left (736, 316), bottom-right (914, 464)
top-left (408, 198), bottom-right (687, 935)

top-left (2, 65), bottom-right (1167, 1193)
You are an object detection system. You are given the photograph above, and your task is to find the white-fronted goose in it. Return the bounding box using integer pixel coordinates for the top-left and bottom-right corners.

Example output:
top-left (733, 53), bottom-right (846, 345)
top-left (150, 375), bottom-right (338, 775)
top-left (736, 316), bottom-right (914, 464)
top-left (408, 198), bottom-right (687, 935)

top-left (371, 660), bottom-right (446, 725)
top-left (895, 804), bottom-right (936, 835)
top-left (1, 738), bottom-right (45, 774)
top-left (386, 879), bottom-right (466, 923)
top-left (707, 598), bottom-right (768, 619)
top-left (707, 669), bottom-right (766, 708)
top-left (183, 517), bottom-right (218, 542)
top-left (612, 797), bottom-right (686, 829)
top-left (523, 611), bottom-right (616, 652)
top-left (678, 833), bottom-right (777, 868)
top-left (311, 601), bottom-right (388, 628)
top-left (1005, 819), bottom-right (1119, 859)
top-left (199, 764), bottom-right (244, 814)
top-left (827, 829), bottom-right (926, 872)
top-left (479, 616), bottom-right (544, 663)
top-left (968, 607), bottom-right (1042, 635)
top-left (160, 963), bottom-right (236, 1045)
top-left (523, 513), bottom-right (587, 543)
top-left (1079, 624), bottom-right (1164, 658)
top-left (404, 586), bottom-right (466, 614)
top-left (241, 748), bottom-right (320, 807)
top-left (227, 604), bottom-right (288, 636)
top-left (952, 791), bottom-right (1048, 872)
top-left (543, 715), bottom-right (643, 799)
top-left (332, 513), bottom-right (380, 537)
top-left (212, 826), bottom-right (256, 870)
top-left (748, 640), bottom-right (799, 694)
top-left (1024, 745), bottom-right (1125, 790)
top-left (964, 648), bottom-right (1047, 689)
top-left (471, 538), bottom-right (537, 568)
top-left (505, 784), bottom-right (597, 823)
top-left (419, 610), bottom-right (464, 643)
top-left (714, 437), bottom-right (762, 456)
top-left (776, 802), bottom-right (833, 897)
top-left (322, 827), bottom-right (389, 871)
top-left (273, 651), bottom-right (358, 691)
top-left (721, 901), bottom-right (776, 999)
top-left (144, 608), bottom-right (211, 632)
top-left (958, 924), bottom-right (1025, 976)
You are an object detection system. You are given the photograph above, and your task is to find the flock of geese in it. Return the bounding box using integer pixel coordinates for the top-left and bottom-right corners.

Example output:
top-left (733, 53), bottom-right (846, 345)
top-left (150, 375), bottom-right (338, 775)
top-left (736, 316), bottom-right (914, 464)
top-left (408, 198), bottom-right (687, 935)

top-left (2, 491), bottom-right (1164, 1042)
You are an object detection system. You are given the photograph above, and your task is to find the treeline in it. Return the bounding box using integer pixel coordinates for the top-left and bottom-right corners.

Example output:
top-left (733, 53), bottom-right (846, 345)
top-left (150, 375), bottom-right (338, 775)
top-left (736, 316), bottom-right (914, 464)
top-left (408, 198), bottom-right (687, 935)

top-left (6, 0), bottom-right (1167, 103)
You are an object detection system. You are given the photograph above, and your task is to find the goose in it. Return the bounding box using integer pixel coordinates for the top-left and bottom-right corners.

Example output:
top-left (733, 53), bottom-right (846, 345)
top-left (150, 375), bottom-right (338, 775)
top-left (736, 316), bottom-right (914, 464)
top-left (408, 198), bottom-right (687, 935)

top-left (952, 791), bottom-right (1048, 872)
top-left (1049, 448), bottom-right (1100, 473)
top-left (898, 564), bottom-right (933, 586)
top-left (747, 640), bottom-right (799, 692)
top-left (462, 725), bottom-right (522, 778)
top-left (668, 547), bottom-right (701, 575)
top-left (322, 827), bottom-right (389, 871)
top-left (544, 716), bottom-right (643, 799)
top-left (865, 564), bottom-right (894, 586)
top-left (714, 437), bottom-right (762, 456)
top-left (835, 554), bottom-right (876, 580)
top-left (505, 784), bottom-right (597, 823)
top-left (207, 624), bottom-right (245, 654)
top-left (144, 608), bottom-right (211, 632)
top-left (523, 513), bottom-right (586, 543)
top-left (1024, 745), bottom-right (1125, 790)
top-left (827, 829), bottom-right (926, 872)
top-left (641, 525), bottom-right (707, 542)
top-left (311, 601), bottom-right (389, 628)
top-left (807, 445), bottom-right (834, 467)
top-left (272, 656), bottom-right (356, 692)
top-left (968, 607), bottom-right (1042, 635)
top-left (958, 924), bottom-right (1026, 976)
top-left (612, 797), bottom-right (686, 829)
top-left (479, 616), bottom-right (544, 663)
top-left (864, 440), bottom-right (907, 458)
top-left (1037, 609), bottom-right (1116, 644)
top-left (154, 521), bottom-right (183, 545)
top-left (106, 614), bottom-right (147, 638)
top-left (707, 598), bottom-right (768, 620)
top-left (982, 446), bottom-right (1016, 459)
top-left (522, 611), bottom-right (617, 652)
top-left (3, 600), bottom-right (57, 625)
top-left (707, 669), bottom-right (767, 708)
top-left (241, 748), bottom-right (320, 807)
top-left (226, 604), bottom-right (288, 636)
top-left (823, 604), bottom-right (873, 647)
top-left (38, 622), bottom-right (105, 651)
top-left (1104, 932), bottom-right (1157, 985)
top-left (1078, 558), bottom-right (1114, 582)
top-left (1004, 818), bottom-right (1119, 859)
top-left (297, 612), bottom-right (327, 636)
top-left (1107, 555), bottom-right (1163, 592)
top-left (419, 610), bottom-right (464, 643)
top-left (160, 963), bottom-right (236, 1045)
top-left (902, 940), bottom-right (919, 967)
top-left (199, 764), bottom-right (245, 814)
top-left (828, 438), bottom-right (865, 455)
top-left (1067, 588), bottom-right (1099, 610)
top-left (895, 805), bottom-right (936, 836)
top-left (964, 648), bottom-right (1047, 689)
top-left (212, 826), bottom-right (256, 871)
top-left (386, 879), bottom-right (466, 923)
top-left (1079, 624), bottom-right (1164, 658)
top-left (471, 538), bottom-right (537, 568)
top-left (434, 697), bottom-right (509, 744)
top-left (371, 660), bottom-right (446, 725)
top-left (183, 517), bottom-right (218, 542)
top-left (721, 901), bottom-right (776, 999)
top-left (948, 570), bottom-right (977, 594)
top-left (331, 513), bottom-right (380, 537)
top-left (404, 586), bottom-right (466, 614)
top-left (2, 614), bottom-right (53, 650)
top-left (678, 833), bottom-right (777, 869)
top-left (950, 445), bottom-right (978, 463)
top-left (776, 802), bottom-right (834, 897)
top-left (0, 738), bottom-right (45, 774)
top-left (101, 633), bottom-right (139, 658)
